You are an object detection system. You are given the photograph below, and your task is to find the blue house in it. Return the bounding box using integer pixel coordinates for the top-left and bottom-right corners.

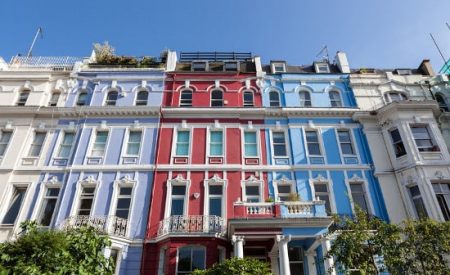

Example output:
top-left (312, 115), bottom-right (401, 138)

top-left (26, 66), bottom-right (165, 275)
top-left (259, 56), bottom-right (388, 275)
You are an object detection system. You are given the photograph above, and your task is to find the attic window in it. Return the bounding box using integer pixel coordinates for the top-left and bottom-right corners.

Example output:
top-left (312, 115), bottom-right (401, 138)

top-left (396, 69), bottom-right (412, 75)
top-left (272, 63), bottom-right (286, 73)
top-left (315, 63), bottom-right (330, 73)
top-left (192, 62), bottom-right (207, 72)
top-left (224, 62), bottom-right (238, 72)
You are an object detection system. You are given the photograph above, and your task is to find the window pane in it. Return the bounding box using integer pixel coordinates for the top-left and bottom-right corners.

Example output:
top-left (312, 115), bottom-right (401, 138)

top-left (77, 93), bottom-right (87, 105)
top-left (129, 132), bottom-right (142, 142)
top-left (210, 144), bottom-right (223, 155)
top-left (314, 183), bottom-right (328, 193)
top-left (2, 188), bottom-right (27, 224)
top-left (278, 185), bottom-right (291, 194)
top-left (192, 248), bottom-right (205, 270)
top-left (210, 132), bottom-right (222, 142)
top-left (171, 199), bottom-right (184, 216)
top-left (178, 248), bottom-right (191, 271)
top-left (306, 131), bottom-right (318, 142)
top-left (172, 186), bottom-right (186, 196)
top-left (209, 185), bottom-right (222, 195)
top-left (117, 198), bottom-right (131, 209)
top-left (245, 132), bottom-right (256, 143)
top-left (341, 143), bottom-right (354, 155)
top-left (274, 145), bottom-right (287, 156)
top-left (39, 197), bottom-right (58, 226)
top-left (245, 144), bottom-right (257, 157)
top-left (246, 186), bottom-right (259, 196)
top-left (177, 132), bottom-right (189, 142)
top-left (120, 187), bottom-right (132, 195)
top-left (209, 198), bottom-right (222, 217)
top-left (176, 144), bottom-right (189, 156)
top-left (308, 144), bottom-right (321, 155)
top-left (273, 133), bottom-right (285, 143)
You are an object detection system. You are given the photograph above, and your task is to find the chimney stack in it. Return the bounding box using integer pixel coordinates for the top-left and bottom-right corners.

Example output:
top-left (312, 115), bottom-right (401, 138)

top-left (335, 51), bottom-right (350, 73)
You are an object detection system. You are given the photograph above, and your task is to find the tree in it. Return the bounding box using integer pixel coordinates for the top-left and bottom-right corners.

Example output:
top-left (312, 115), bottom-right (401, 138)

top-left (326, 208), bottom-right (450, 275)
top-left (0, 221), bottom-right (114, 274)
top-left (192, 257), bottom-right (272, 275)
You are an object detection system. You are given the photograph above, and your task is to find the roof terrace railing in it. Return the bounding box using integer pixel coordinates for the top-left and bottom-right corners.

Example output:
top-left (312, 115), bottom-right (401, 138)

top-left (9, 56), bottom-right (83, 71)
top-left (179, 51), bottom-right (252, 62)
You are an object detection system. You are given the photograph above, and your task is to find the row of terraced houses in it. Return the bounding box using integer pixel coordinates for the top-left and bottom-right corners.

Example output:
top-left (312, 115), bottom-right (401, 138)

top-left (0, 50), bottom-right (450, 275)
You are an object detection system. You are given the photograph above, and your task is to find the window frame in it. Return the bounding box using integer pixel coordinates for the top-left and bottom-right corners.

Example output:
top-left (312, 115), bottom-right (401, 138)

top-left (241, 175), bottom-right (264, 203)
top-left (210, 89), bottom-right (224, 107)
top-left (408, 184), bottom-right (428, 219)
top-left (271, 130), bottom-right (288, 157)
top-left (135, 90), bottom-right (149, 106)
top-left (389, 128), bottom-right (407, 158)
top-left (208, 129), bottom-right (224, 157)
top-left (271, 62), bottom-right (286, 73)
top-left (179, 89), bottom-right (193, 107)
top-left (48, 91), bottom-right (61, 107)
top-left (89, 130), bottom-right (110, 158)
top-left (36, 181), bottom-right (62, 227)
top-left (56, 131), bottom-right (76, 159)
top-left (173, 129), bottom-right (191, 157)
top-left (346, 175), bottom-right (374, 215)
top-left (243, 90), bottom-right (254, 107)
top-left (384, 91), bottom-right (408, 103)
top-left (28, 131), bottom-right (47, 157)
top-left (104, 90), bottom-right (119, 106)
top-left (432, 181), bottom-right (450, 221)
top-left (176, 246), bottom-right (206, 274)
top-left (269, 90), bottom-right (281, 107)
top-left (203, 174), bottom-right (227, 218)
top-left (0, 129), bottom-right (13, 158)
top-left (242, 130), bottom-right (259, 158)
top-left (69, 176), bottom-right (100, 217)
top-left (273, 177), bottom-right (296, 202)
top-left (329, 90), bottom-right (343, 107)
top-left (410, 124), bottom-right (439, 152)
top-left (76, 90), bottom-right (88, 106)
top-left (165, 174), bottom-right (190, 218)
top-left (309, 174), bottom-right (336, 214)
top-left (16, 89), bottom-right (30, 106)
top-left (299, 90), bottom-right (312, 107)
top-left (314, 63), bottom-right (330, 73)
top-left (435, 93), bottom-right (449, 112)
top-left (304, 129), bottom-right (323, 157)
top-left (108, 175), bottom-right (136, 238)
top-left (337, 129), bottom-right (356, 156)
top-left (124, 130), bottom-right (143, 157)
top-left (1, 183), bottom-right (29, 226)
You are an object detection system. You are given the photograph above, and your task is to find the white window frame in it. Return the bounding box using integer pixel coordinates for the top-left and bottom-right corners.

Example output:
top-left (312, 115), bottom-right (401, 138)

top-left (0, 129), bottom-right (13, 159)
top-left (210, 89), bottom-right (224, 107)
top-left (242, 129), bottom-right (260, 158)
top-left (241, 175), bottom-right (264, 203)
top-left (207, 127), bottom-right (225, 157)
top-left (345, 174), bottom-right (375, 215)
top-left (299, 90), bottom-right (312, 107)
top-left (16, 90), bottom-right (30, 106)
top-left (309, 173), bottom-right (337, 214)
top-left (303, 128), bottom-right (324, 157)
top-left (431, 181), bottom-right (450, 221)
top-left (27, 131), bottom-right (47, 157)
top-left (0, 183), bottom-right (30, 228)
top-left (88, 129), bottom-right (110, 158)
top-left (124, 130), bottom-right (143, 157)
top-left (384, 91), bottom-right (408, 103)
top-left (31, 176), bottom-right (62, 227)
top-left (329, 90), bottom-right (343, 107)
top-left (269, 90), bottom-right (281, 107)
top-left (271, 130), bottom-right (289, 158)
top-left (336, 128), bottom-right (358, 157)
top-left (389, 127), bottom-right (407, 158)
top-left (76, 90), bottom-right (88, 106)
top-left (55, 130), bottom-right (76, 159)
top-left (157, 246), bottom-right (168, 275)
top-left (48, 91), bottom-right (61, 107)
top-left (203, 174), bottom-right (227, 218)
top-left (243, 90), bottom-right (254, 107)
top-left (104, 90), bottom-right (119, 106)
top-left (70, 175), bottom-right (100, 217)
top-left (407, 184), bottom-right (428, 219)
top-left (271, 62), bottom-right (286, 73)
top-left (172, 128), bottom-right (192, 158)
top-left (273, 176), bottom-right (296, 202)
top-left (179, 89), bottom-right (193, 107)
top-left (409, 124), bottom-right (439, 153)
top-left (176, 246), bottom-right (206, 274)
top-left (107, 246), bottom-right (123, 275)
top-left (314, 63), bottom-right (330, 73)
top-left (108, 175), bottom-right (136, 238)
top-left (135, 89), bottom-right (149, 106)
top-left (164, 174), bottom-right (190, 218)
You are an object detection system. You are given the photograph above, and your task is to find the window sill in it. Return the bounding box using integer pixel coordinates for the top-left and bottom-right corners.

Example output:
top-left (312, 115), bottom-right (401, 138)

top-left (122, 156), bottom-right (139, 164)
top-left (208, 157), bottom-right (223, 164)
top-left (52, 157), bottom-right (69, 166)
top-left (173, 157), bottom-right (188, 164)
top-left (244, 158), bottom-right (259, 165)
top-left (86, 156), bottom-right (104, 165)
top-left (420, 151), bottom-right (443, 160)
top-left (22, 156), bottom-right (39, 166)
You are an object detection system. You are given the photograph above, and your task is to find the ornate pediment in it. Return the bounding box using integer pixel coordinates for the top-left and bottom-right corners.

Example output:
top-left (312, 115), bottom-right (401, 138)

top-left (116, 174), bottom-right (136, 186)
top-left (79, 175), bottom-right (99, 186)
top-left (348, 173), bottom-right (363, 182)
top-left (312, 173), bottom-right (327, 183)
top-left (274, 175), bottom-right (295, 185)
top-left (171, 174), bottom-right (187, 184)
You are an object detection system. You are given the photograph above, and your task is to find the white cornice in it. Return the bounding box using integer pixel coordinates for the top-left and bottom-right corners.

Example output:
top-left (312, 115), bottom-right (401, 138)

top-left (0, 106), bottom-right (161, 117)
top-left (353, 100), bottom-right (440, 121)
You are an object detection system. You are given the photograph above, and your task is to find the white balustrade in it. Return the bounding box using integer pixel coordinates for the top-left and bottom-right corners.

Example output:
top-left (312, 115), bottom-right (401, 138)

top-left (157, 215), bottom-right (225, 237)
top-left (245, 202), bottom-right (274, 215)
top-left (283, 202), bottom-right (314, 215)
top-left (61, 215), bottom-right (129, 238)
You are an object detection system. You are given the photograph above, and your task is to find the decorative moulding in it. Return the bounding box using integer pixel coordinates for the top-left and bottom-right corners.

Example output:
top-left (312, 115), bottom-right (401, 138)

top-left (313, 173), bottom-right (327, 182)
top-left (349, 173), bottom-right (363, 182)
top-left (80, 175), bottom-right (99, 186)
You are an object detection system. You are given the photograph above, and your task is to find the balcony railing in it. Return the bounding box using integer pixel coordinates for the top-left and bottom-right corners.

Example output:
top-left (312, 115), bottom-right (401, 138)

top-left (9, 56), bottom-right (83, 71)
top-left (157, 215), bottom-right (225, 237)
top-left (234, 201), bottom-right (327, 218)
top-left (61, 215), bottom-right (128, 238)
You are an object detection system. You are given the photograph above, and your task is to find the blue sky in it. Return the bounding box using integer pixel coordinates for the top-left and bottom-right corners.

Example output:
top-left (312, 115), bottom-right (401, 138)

top-left (1, 0), bottom-right (450, 70)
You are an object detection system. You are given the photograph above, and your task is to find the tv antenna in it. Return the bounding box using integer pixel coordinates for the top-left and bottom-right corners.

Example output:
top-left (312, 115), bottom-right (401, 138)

top-left (26, 27), bottom-right (43, 58)
top-left (315, 45), bottom-right (329, 62)
top-left (430, 33), bottom-right (448, 65)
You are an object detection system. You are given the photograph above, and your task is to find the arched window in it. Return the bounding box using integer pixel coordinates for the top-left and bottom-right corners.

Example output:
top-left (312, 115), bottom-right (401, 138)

top-left (180, 89), bottom-right (193, 107)
top-left (299, 91), bottom-right (311, 107)
top-left (135, 90), bottom-right (149, 106)
top-left (329, 90), bottom-right (342, 107)
top-left (17, 89), bottom-right (30, 106)
top-left (269, 90), bottom-right (280, 107)
top-left (243, 90), bottom-right (254, 107)
top-left (385, 92), bottom-right (407, 103)
top-left (48, 91), bottom-right (60, 106)
top-left (105, 91), bottom-right (118, 106)
top-left (76, 91), bottom-right (88, 106)
top-left (436, 94), bottom-right (449, 112)
top-left (211, 89), bottom-right (223, 107)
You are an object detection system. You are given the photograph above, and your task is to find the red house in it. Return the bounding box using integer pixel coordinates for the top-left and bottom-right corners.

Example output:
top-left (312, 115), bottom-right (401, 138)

top-left (141, 52), bottom-right (268, 274)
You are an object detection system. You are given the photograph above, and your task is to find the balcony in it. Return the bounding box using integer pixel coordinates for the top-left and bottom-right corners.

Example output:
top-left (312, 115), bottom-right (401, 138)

top-left (157, 215), bottom-right (226, 237)
top-left (233, 201), bottom-right (327, 219)
top-left (61, 215), bottom-right (128, 238)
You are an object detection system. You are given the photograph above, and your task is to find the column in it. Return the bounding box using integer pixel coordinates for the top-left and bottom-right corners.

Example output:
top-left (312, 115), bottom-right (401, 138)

top-left (231, 235), bottom-right (244, 258)
top-left (268, 251), bottom-right (279, 275)
top-left (276, 235), bottom-right (291, 275)
top-left (321, 238), bottom-right (336, 275)
top-left (305, 251), bottom-right (317, 275)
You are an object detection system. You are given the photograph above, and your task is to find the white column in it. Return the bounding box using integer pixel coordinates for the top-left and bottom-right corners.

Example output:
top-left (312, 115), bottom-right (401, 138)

top-left (322, 238), bottom-right (336, 275)
top-left (232, 235), bottom-right (244, 258)
top-left (305, 251), bottom-right (317, 275)
top-left (276, 235), bottom-right (291, 275)
top-left (268, 252), bottom-right (279, 275)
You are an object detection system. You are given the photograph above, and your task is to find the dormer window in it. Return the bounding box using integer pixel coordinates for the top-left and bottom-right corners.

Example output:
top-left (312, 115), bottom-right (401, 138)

top-left (224, 62), bottom-right (238, 72)
top-left (192, 62), bottom-right (207, 72)
top-left (396, 69), bottom-right (412, 75)
top-left (385, 92), bottom-right (407, 103)
top-left (271, 62), bottom-right (286, 73)
top-left (315, 63), bottom-right (330, 73)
